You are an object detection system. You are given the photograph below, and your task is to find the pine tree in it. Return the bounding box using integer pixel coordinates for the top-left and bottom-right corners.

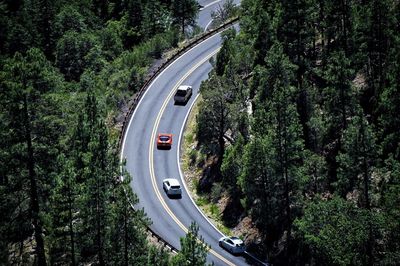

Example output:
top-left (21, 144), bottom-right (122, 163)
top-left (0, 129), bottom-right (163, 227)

top-left (0, 48), bottom-right (64, 265)
top-left (380, 156), bottom-right (400, 263)
top-left (336, 109), bottom-right (377, 202)
top-left (239, 136), bottom-right (285, 249)
top-left (321, 50), bottom-right (356, 188)
top-left (108, 168), bottom-right (150, 265)
top-left (171, 0), bottom-right (198, 35)
top-left (295, 196), bottom-right (374, 265)
top-left (378, 35), bottom-right (400, 161)
top-left (49, 155), bottom-right (78, 265)
top-left (197, 75), bottom-right (234, 172)
top-left (173, 222), bottom-right (209, 266)
top-left (250, 42), bottom-right (304, 261)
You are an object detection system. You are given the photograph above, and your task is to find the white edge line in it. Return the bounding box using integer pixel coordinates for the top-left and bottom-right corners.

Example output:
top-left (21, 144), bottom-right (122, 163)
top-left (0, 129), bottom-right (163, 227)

top-left (119, 27), bottom-right (225, 237)
top-left (177, 94), bottom-right (226, 238)
top-left (201, 0), bottom-right (223, 10)
top-left (119, 25), bottom-right (228, 259)
top-left (120, 33), bottom-right (219, 164)
top-left (205, 19), bottom-right (214, 31)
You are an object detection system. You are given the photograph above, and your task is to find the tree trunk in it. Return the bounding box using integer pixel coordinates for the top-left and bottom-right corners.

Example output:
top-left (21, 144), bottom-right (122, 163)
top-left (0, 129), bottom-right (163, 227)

top-left (23, 95), bottom-right (47, 266)
top-left (360, 120), bottom-right (373, 265)
top-left (96, 177), bottom-right (105, 266)
top-left (124, 201), bottom-right (128, 266)
top-left (182, 17), bottom-right (185, 35)
top-left (68, 186), bottom-right (76, 266)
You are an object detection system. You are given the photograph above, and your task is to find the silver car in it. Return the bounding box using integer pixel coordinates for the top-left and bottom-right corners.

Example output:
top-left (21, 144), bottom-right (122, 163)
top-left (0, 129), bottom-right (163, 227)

top-left (162, 178), bottom-right (182, 197)
top-left (174, 85), bottom-right (192, 104)
top-left (219, 236), bottom-right (246, 254)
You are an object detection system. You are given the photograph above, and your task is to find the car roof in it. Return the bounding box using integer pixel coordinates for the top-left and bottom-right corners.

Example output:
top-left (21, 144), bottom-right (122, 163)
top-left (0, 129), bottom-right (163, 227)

top-left (178, 85), bottom-right (191, 91)
top-left (163, 178), bottom-right (180, 186)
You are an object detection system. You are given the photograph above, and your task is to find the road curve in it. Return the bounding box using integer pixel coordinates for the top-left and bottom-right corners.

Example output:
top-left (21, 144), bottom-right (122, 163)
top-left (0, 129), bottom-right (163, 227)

top-left (121, 4), bottom-right (248, 266)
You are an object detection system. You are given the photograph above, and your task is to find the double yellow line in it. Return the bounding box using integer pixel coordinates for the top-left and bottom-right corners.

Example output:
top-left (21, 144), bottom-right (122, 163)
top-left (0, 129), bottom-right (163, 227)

top-left (148, 48), bottom-right (236, 266)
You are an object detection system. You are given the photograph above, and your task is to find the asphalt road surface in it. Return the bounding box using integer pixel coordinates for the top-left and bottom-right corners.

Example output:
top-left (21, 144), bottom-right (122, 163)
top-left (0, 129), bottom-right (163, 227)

top-left (121, 2), bottom-right (249, 265)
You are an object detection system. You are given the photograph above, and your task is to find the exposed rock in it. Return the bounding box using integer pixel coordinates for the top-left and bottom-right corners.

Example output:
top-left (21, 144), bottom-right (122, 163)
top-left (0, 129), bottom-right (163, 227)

top-left (220, 195), bottom-right (244, 227)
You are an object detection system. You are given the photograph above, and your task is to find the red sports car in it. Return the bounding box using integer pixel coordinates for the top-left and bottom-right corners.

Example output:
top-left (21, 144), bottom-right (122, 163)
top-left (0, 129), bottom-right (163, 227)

top-left (157, 133), bottom-right (172, 149)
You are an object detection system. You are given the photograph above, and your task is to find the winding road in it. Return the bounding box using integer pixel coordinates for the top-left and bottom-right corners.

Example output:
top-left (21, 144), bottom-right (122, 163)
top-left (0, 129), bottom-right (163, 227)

top-left (120, 1), bottom-right (248, 265)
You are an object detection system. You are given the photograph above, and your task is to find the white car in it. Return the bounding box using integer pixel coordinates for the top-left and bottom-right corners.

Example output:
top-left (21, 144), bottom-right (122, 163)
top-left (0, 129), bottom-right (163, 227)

top-left (219, 236), bottom-right (246, 254)
top-left (162, 178), bottom-right (182, 197)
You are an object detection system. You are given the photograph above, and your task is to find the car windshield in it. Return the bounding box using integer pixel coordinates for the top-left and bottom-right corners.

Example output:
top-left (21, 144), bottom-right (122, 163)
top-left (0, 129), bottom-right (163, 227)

top-left (171, 185), bottom-right (180, 189)
top-left (176, 90), bottom-right (187, 96)
top-left (160, 136), bottom-right (170, 141)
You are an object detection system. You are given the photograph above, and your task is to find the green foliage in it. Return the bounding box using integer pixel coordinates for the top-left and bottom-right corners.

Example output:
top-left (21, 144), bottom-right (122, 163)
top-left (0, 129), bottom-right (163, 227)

top-left (197, 0), bottom-right (400, 263)
top-left (48, 155), bottom-right (79, 265)
top-left (171, 0), bottom-right (199, 35)
top-left (239, 136), bottom-right (285, 244)
top-left (215, 29), bottom-right (236, 76)
top-left (0, 48), bottom-right (66, 265)
top-left (173, 222), bottom-right (209, 266)
top-left (196, 75), bottom-right (233, 159)
top-left (0, 0), bottom-right (204, 264)
top-left (336, 110), bottom-right (377, 200)
top-left (378, 35), bottom-right (400, 160)
top-left (54, 5), bottom-right (87, 37)
top-left (56, 31), bottom-right (99, 81)
top-left (107, 170), bottom-right (150, 265)
top-left (146, 245), bottom-right (170, 266)
top-left (379, 156), bottom-right (400, 264)
top-left (100, 20), bottom-right (124, 60)
top-left (295, 196), bottom-right (383, 265)
top-left (221, 135), bottom-right (245, 191)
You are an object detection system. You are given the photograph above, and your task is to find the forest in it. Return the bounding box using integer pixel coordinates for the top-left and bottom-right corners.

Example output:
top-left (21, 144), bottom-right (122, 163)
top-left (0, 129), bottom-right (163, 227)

top-left (195, 0), bottom-right (400, 265)
top-left (0, 0), bottom-right (212, 265)
top-left (1, 0), bottom-right (399, 265)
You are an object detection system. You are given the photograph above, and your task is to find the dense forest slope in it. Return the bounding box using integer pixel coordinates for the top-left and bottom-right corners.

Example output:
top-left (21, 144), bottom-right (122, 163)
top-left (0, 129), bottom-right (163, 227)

top-left (195, 0), bottom-right (400, 265)
top-left (0, 0), bottom-right (214, 265)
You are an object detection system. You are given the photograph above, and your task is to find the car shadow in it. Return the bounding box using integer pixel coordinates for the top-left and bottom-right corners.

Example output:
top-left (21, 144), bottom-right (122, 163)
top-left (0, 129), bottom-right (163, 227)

top-left (157, 146), bottom-right (171, 150)
top-left (173, 101), bottom-right (188, 106)
top-left (166, 194), bottom-right (182, 199)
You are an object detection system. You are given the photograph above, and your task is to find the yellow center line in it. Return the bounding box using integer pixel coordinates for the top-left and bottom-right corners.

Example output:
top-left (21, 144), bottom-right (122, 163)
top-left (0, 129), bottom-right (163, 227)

top-left (148, 48), bottom-right (236, 266)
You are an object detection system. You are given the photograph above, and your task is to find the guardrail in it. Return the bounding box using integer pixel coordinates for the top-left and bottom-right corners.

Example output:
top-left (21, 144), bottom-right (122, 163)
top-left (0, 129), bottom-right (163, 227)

top-left (118, 17), bottom-right (239, 150)
top-left (119, 19), bottom-right (239, 254)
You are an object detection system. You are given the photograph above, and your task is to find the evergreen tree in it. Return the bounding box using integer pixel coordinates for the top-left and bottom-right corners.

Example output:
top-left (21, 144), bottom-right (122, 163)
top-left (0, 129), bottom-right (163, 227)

top-left (171, 0), bottom-right (198, 35)
top-left (81, 111), bottom-right (111, 265)
top-left (295, 196), bottom-right (377, 265)
top-left (55, 31), bottom-right (99, 81)
top-left (173, 222), bottom-right (209, 266)
top-left (0, 48), bottom-right (65, 265)
top-left (251, 42), bottom-right (304, 261)
top-left (197, 75), bottom-right (237, 172)
top-left (108, 168), bottom-right (150, 265)
top-left (336, 109), bottom-right (377, 203)
top-left (48, 155), bottom-right (78, 265)
top-left (321, 50), bottom-right (356, 188)
top-left (239, 136), bottom-right (285, 250)
top-left (124, 0), bottom-right (144, 47)
top-left (380, 156), bottom-right (400, 264)
top-left (378, 35), bottom-right (400, 161)
top-left (146, 245), bottom-right (170, 266)
top-left (142, 0), bottom-right (170, 38)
